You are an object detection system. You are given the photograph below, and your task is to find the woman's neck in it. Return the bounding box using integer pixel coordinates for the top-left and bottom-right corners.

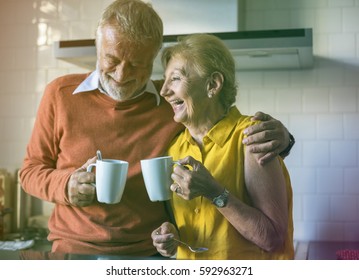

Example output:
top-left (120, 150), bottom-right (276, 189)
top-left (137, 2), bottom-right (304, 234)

top-left (185, 106), bottom-right (227, 147)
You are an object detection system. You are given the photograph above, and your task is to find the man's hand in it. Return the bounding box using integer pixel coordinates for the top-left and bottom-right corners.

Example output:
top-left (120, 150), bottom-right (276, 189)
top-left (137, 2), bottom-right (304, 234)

top-left (242, 111), bottom-right (290, 165)
top-left (67, 156), bottom-right (97, 207)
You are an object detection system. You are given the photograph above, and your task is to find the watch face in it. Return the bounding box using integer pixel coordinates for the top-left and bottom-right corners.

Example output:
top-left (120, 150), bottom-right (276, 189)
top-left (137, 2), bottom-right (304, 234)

top-left (216, 200), bottom-right (224, 207)
top-left (214, 198), bottom-right (225, 207)
top-left (212, 189), bottom-right (229, 208)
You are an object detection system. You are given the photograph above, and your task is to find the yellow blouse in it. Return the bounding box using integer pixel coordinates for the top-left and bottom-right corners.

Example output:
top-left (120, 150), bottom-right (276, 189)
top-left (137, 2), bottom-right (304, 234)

top-left (168, 106), bottom-right (294, 260)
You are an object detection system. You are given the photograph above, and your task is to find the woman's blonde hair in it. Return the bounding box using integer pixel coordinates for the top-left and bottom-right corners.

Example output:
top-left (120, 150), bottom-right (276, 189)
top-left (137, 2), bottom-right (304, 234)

top-left (96, 0), bottom-right (163, 51)
top-left (161, 33), bottom-right (237, 111)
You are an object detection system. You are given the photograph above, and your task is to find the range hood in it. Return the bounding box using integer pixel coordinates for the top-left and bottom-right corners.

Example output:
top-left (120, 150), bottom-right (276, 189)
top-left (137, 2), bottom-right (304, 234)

top-left (54, 28), bottom-right (313, 72)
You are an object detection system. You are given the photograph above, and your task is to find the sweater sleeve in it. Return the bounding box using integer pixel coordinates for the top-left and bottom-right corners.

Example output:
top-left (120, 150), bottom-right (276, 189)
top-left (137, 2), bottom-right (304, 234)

top-left (19, 80), bottom-right (74, 205)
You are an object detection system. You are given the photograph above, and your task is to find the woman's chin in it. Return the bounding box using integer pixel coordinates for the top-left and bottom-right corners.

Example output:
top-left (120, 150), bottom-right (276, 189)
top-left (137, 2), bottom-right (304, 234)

top-left (173, 114), bottom-right (185, 124)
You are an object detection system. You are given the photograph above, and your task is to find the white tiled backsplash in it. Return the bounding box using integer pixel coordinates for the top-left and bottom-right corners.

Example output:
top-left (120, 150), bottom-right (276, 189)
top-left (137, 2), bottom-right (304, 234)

top-left (0, 0), bottom-right (358, 242)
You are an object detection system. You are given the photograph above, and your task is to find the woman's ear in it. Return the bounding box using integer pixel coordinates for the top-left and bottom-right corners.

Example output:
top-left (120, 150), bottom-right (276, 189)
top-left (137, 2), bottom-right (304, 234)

top-left (207, 72), bottom-right (224, 97)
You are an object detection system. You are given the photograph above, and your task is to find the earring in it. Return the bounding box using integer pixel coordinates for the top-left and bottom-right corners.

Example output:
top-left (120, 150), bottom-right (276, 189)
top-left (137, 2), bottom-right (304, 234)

top-left (208, 90), bottom-right (215, 98)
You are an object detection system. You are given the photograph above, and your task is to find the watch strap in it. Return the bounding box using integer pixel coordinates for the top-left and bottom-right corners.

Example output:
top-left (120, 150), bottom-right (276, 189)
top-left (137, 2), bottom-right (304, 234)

top-left (279, 133), bottom-right (295, 158)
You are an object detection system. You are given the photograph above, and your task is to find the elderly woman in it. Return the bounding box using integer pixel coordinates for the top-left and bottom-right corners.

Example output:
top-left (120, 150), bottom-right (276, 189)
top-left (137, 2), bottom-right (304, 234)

top-left (151, 34), bottom-right (294, 260)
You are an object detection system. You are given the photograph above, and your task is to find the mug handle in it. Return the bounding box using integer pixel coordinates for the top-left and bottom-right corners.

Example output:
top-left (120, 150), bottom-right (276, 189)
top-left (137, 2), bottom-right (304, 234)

top-left (87, 163), bottom-right (96, 173)
top-left (173, 161), bottom-right (190, 170)
top-left (86, 163), bottom-right (96, 187)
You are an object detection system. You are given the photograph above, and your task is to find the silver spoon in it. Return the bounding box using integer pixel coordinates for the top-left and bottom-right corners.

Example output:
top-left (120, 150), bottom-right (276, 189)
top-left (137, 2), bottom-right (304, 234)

top-left (173, 238), bottom-right (208, 253)
top-left (96, 150), bottom-right (102, 161)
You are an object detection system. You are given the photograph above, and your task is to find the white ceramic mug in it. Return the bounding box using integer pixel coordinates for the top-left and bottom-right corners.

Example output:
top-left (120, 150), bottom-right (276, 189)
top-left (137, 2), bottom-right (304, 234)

top-left (87, 159), bottom-right (129, 204)
top-left (140, 156), bottom-right (179, 202)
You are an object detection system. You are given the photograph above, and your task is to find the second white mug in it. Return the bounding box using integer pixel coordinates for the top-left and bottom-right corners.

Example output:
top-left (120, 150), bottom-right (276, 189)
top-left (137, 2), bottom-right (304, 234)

top-left (140, 156), bottom-right (178, 202)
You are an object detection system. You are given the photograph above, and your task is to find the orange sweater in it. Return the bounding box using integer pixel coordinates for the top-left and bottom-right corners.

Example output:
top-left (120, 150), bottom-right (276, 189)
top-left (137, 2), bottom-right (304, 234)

top-left (20, 73), bottom-right (183, 256)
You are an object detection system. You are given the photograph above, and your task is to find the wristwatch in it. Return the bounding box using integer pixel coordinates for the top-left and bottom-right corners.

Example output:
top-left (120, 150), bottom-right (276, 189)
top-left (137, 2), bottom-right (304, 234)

top-left (212, 189), bottom-right (229, 208)
top-left (279, 133), bottom-right (295, 158)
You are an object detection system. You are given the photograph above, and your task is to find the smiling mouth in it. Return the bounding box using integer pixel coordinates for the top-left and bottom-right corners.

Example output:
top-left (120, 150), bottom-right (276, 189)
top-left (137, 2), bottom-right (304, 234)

top-left (170, 99), bottom-right (184, 107)
top-left (169, 100), bottom-right (185, 116)
top-left (111, 79), bottom-right (132, 87)
top-left (107, 75), bottom-right (133, 87)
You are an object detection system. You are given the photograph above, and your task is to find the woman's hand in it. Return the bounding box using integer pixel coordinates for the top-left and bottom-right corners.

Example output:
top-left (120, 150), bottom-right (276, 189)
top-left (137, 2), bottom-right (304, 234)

top-left (170, 156), bottom-right (223, 201)
top-left (242, 111), bottom-right (291, 165)
top-left (151, 222), bottom-right (179, 257)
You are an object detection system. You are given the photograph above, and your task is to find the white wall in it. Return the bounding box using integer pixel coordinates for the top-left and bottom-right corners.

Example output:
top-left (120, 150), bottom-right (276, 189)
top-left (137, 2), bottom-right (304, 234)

top-left (239, 0), bottom-right (359, 242)
top-left (0, 0), bottom-right (358, 242)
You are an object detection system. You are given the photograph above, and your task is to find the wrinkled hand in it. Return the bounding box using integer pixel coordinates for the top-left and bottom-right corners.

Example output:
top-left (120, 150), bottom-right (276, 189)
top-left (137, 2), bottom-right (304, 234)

top-left (170, 156), bottom-right (223, 201)
top-left (151, 222), bottom-right (179, 257)
top-left (67, 156), bottom-right (97, 207)
top-left (242, 111), bottom-right (290, 165)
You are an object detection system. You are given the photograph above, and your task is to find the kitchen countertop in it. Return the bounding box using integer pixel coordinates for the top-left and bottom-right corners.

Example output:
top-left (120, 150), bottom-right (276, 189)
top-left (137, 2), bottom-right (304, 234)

top-left (3, 239), bottom-right (358, 260)
top-left (0, 239), bottom-right (168, 260)
top-left (1, 250), bottom-right (168, 260)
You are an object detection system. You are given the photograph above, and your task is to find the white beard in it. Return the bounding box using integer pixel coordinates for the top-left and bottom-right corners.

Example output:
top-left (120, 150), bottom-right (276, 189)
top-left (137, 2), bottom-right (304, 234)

top-left (98, 71), bottom-right (122, 101)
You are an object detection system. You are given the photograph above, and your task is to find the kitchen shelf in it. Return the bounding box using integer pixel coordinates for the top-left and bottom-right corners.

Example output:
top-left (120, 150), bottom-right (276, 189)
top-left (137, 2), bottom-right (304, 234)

top-left (54, 39), bottom-right (96, 69)
top-left (54, 29), bottom-right (314, 71)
